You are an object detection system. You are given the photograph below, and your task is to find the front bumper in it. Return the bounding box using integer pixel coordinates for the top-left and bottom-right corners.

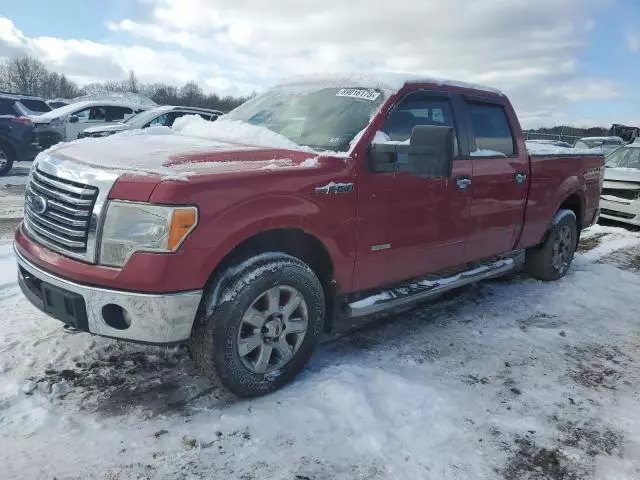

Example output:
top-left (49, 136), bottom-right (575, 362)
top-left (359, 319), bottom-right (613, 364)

top-left (15, 244), bottom-right (203, 344)
top-left (599, 198), bottom-right (640, 227)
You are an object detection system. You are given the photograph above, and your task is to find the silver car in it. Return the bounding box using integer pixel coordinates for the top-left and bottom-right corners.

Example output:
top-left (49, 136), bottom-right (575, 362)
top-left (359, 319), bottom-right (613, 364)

top-left (599, 140), bottom-right (640, 227)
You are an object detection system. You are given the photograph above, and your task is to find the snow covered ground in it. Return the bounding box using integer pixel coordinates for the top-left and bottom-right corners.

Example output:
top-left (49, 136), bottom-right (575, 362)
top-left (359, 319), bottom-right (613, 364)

top-left (1, 189), bottom-right (640, 478)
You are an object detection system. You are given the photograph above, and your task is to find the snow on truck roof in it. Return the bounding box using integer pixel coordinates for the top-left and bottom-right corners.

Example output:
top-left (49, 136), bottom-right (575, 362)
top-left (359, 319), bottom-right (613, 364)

top-left (278, 73), bottom-right (503, 96)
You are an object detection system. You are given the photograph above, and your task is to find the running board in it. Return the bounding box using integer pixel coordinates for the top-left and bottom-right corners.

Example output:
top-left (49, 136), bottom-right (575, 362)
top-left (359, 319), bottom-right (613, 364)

top-left (347, 258), bottom-right (517, 318)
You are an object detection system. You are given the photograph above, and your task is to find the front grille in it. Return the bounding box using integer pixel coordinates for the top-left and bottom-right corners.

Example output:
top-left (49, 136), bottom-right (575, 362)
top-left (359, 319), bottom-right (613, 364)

top-left (601, 188), bottom-right (639, 201)
top-left (24, 168), bottom-right (98, 254)
top-left (601, 208), bottom-right (635, 220)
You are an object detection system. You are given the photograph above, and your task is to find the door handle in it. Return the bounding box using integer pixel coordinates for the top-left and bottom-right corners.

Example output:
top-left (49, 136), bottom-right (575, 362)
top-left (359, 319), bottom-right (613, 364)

top-left (456, 175), bottom-right (472, 190)
top-left (515, 171), bottom-right (527, 184)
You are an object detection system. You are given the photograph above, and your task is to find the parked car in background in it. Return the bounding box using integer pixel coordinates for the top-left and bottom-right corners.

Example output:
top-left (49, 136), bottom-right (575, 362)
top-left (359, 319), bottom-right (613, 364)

top-left (0, 92), bottom-right (52, 117)
top-left (574, 136), bottom-right (625, 156)
top-left (32, 100), bottom-right (146, 148)
top-left (14, 74), bottom-right (604, 396)
top-left (599, 139), bottom-right (640, 227)
top-left (46, 100), bottom-right (70, 110)
top-left (78, 105), bottom-right (222, 138)
top-left (526, 139), bottom-right (574, 149)
top-left (0, 115), bottom-right (40, 176)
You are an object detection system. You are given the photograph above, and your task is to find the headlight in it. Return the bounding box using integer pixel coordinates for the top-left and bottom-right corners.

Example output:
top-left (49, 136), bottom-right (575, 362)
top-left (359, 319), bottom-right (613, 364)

top-left (99, 201), bottom-right (198, 267)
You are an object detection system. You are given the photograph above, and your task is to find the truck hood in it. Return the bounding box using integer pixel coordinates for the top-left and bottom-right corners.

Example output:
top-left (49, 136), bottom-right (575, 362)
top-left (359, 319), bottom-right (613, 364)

top-left (83, 123), bottom-right (132, 134)
top-left (604, 167), bottom-right (640, 183)
top-left (40, 128), bottom-right (323, 181)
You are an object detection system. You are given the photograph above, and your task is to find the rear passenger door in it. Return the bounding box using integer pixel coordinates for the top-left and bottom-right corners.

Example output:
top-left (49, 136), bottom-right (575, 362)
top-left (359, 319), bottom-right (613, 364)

top-left (463, 98), bottom-right (529, 261)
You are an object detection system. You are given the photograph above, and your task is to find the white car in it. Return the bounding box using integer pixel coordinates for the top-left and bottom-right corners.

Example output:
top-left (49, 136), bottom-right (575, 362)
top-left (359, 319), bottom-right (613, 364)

top-left (599, 139), bottom-right (640, 227)
top-left (33, 101), bottom-right (145, 148)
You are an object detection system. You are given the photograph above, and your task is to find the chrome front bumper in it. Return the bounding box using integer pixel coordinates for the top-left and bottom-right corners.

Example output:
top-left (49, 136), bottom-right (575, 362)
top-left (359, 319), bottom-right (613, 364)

top-left (15, 244), bottom-right (203, 344)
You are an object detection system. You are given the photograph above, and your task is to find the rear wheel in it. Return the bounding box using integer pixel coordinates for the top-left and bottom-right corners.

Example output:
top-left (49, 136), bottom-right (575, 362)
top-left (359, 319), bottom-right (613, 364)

top-left (189, 253), bottom-right (325, 397)
top-left (0, 142), bottom-right (14, 177)
top-left (526, 210), bottom-right (578, 281)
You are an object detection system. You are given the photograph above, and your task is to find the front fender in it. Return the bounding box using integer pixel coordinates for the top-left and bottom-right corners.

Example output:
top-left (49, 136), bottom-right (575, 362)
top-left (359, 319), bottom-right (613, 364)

top-left (183, 191), bottom-right (357, 291)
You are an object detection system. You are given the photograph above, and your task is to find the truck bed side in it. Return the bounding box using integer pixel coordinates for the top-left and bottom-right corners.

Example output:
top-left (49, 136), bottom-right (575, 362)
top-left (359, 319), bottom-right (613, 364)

top-left (517, 153), bottom-right (604, 249)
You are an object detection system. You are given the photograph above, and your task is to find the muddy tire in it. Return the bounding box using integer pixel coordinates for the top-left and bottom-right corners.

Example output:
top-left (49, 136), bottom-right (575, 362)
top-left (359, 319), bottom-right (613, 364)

top-left (0, 142), bottom-right (14, 177)
top-left (525, 210), bottom-right (578, 281)
top-left (189, 253), bottom-right (325, 397)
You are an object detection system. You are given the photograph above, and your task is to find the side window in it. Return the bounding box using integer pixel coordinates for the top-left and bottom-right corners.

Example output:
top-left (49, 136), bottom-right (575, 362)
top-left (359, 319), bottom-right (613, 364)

top-left (105, 106), bottom-right (132, 122)
top-left (467, 103), bottom-right (515, 157)
top-left (166, 112), bottom-right (189, 127)
top-left (0, 100), bottom-right (17, 116)
top-left (88, 107), bottom-right (106, 121)
top-left (147, 113), bottom-right (171, 127)
top-left (74, 108), bottom-right (92, 122)
top-left (380, 95), bottom-right (459, 156)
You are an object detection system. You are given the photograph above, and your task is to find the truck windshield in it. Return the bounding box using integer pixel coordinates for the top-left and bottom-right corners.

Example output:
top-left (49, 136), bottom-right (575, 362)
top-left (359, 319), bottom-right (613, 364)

top-left (605, 146), bottom-right (640, 170)
top-left (225, 86), bottom-right (385, 151)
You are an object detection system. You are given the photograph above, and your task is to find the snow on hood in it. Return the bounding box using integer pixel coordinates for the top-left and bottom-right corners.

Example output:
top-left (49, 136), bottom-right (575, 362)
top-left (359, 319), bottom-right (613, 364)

top-left (171, 115), bottom-right (313, 152)
top-left (38, 123), bottom-right (319, 180)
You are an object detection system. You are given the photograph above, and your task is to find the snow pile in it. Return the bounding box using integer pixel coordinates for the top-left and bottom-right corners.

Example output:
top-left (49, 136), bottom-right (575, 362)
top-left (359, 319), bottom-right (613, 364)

top-left (172, 115), bottom-right (313, 152)
top-left (69, 92), bottom-right (157, 109)
top-left (38, 118), bottom-right (320, 180)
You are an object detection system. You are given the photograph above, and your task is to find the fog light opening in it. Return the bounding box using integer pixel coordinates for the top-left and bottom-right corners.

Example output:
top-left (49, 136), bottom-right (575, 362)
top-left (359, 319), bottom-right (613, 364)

top-left (102, 304), bottom-right (131, 330)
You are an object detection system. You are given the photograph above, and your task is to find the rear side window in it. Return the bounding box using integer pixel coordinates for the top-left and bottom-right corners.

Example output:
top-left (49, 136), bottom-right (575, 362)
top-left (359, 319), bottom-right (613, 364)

top-left (0, 99), bottom-right (17, 116)
top-left (18, 99), bottom-right (51, 113)
top-left (105, 106), bottom-right (133, 122)
top-left (468, 103), bottom-right (515, 156)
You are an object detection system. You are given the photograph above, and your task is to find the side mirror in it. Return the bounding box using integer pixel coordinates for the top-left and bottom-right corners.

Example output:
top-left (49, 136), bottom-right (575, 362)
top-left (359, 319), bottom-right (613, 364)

top-left (68, 115), bottom-right (79, 124)
top-left (370, 125), bottom-right (454, 178)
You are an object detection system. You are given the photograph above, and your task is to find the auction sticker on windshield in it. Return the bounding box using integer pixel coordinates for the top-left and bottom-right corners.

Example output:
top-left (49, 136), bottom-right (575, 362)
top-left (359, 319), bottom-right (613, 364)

top-left (336, 88), bottom-right (381, 101)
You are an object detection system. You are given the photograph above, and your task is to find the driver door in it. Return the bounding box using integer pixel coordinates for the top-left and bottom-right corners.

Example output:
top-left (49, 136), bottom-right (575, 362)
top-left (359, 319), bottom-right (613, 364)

top-left (353, 91), bottom-right (473, 291)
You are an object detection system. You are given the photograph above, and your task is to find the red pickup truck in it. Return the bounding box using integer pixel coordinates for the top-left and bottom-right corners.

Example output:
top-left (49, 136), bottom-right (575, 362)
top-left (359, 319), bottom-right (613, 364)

top-left (14, 74), bottom-right (604, 396)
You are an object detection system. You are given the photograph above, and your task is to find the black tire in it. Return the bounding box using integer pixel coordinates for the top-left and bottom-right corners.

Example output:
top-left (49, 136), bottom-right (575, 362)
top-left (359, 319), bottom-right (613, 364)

top-left (525, 210), bottom-right (578, 281)
top-left (189, 253), bottom-right (325, 397)
top-left (0, 142), bottom-right (15, 177)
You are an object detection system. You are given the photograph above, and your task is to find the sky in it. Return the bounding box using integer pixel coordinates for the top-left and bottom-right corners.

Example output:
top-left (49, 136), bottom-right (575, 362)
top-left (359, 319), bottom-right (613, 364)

top-left (0, 0), bottom-right (638, 129)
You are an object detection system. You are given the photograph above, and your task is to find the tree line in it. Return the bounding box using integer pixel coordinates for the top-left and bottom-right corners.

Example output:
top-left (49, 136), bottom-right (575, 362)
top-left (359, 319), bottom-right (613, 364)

top-left (0, 56), bottom-right (251, 112)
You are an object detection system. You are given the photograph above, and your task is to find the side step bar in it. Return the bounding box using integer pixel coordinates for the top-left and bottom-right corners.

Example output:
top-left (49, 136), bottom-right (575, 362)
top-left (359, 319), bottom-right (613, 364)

top-left (347, 258), bottom-right (517, 318)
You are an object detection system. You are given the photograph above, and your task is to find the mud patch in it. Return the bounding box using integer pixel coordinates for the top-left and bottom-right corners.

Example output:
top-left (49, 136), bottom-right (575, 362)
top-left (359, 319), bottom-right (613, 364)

top-left (566, 344), bottom-right (628, 391)
top-left (598, 246), bottom-right (640, 272)
top-left (558, 421), bottom-right (624, 457)
top-left (503, 436), bottom-right (584, 480)
top-left (518, 312), bottom-right (562, 331)
top-left (577, 233), bottom-right (609, 253)
top-left (29, 344), bottom-right (232, 416)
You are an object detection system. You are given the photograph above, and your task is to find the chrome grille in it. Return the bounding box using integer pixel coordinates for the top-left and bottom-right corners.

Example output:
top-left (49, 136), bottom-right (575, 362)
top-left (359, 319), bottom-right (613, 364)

top-left (24, 168), bottom-right (98, 254)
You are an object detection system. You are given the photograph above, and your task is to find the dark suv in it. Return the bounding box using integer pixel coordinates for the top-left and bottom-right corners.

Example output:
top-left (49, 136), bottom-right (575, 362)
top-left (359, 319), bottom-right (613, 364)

top-left (0, 93), bottom-right (46, 176)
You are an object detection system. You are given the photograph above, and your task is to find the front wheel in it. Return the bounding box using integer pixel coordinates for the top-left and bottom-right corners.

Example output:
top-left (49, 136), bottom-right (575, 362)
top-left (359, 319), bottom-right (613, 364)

top-left (189, 253), bottom-right (325, 397)
top-left (525, 210), bottom-right (578, 281)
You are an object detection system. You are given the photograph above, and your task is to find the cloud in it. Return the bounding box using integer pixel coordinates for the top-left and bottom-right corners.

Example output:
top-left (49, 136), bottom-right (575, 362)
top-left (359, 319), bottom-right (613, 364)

top-left (625, 31), bottom-right (640, 53)
top-left (106, 0), bottom-right (624, 126)
top-left (0, 0), bottom-right (635, 127)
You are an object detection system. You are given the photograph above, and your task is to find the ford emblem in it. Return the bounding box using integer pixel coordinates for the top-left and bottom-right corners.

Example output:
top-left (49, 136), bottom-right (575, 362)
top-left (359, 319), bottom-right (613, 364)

top-left (32, 194), bottom-right (48, 215)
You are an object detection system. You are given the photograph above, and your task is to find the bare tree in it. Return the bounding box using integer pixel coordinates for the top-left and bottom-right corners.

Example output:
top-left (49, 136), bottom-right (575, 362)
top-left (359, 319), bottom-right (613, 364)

top-left (4, 56), bottom-right (48, 95)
